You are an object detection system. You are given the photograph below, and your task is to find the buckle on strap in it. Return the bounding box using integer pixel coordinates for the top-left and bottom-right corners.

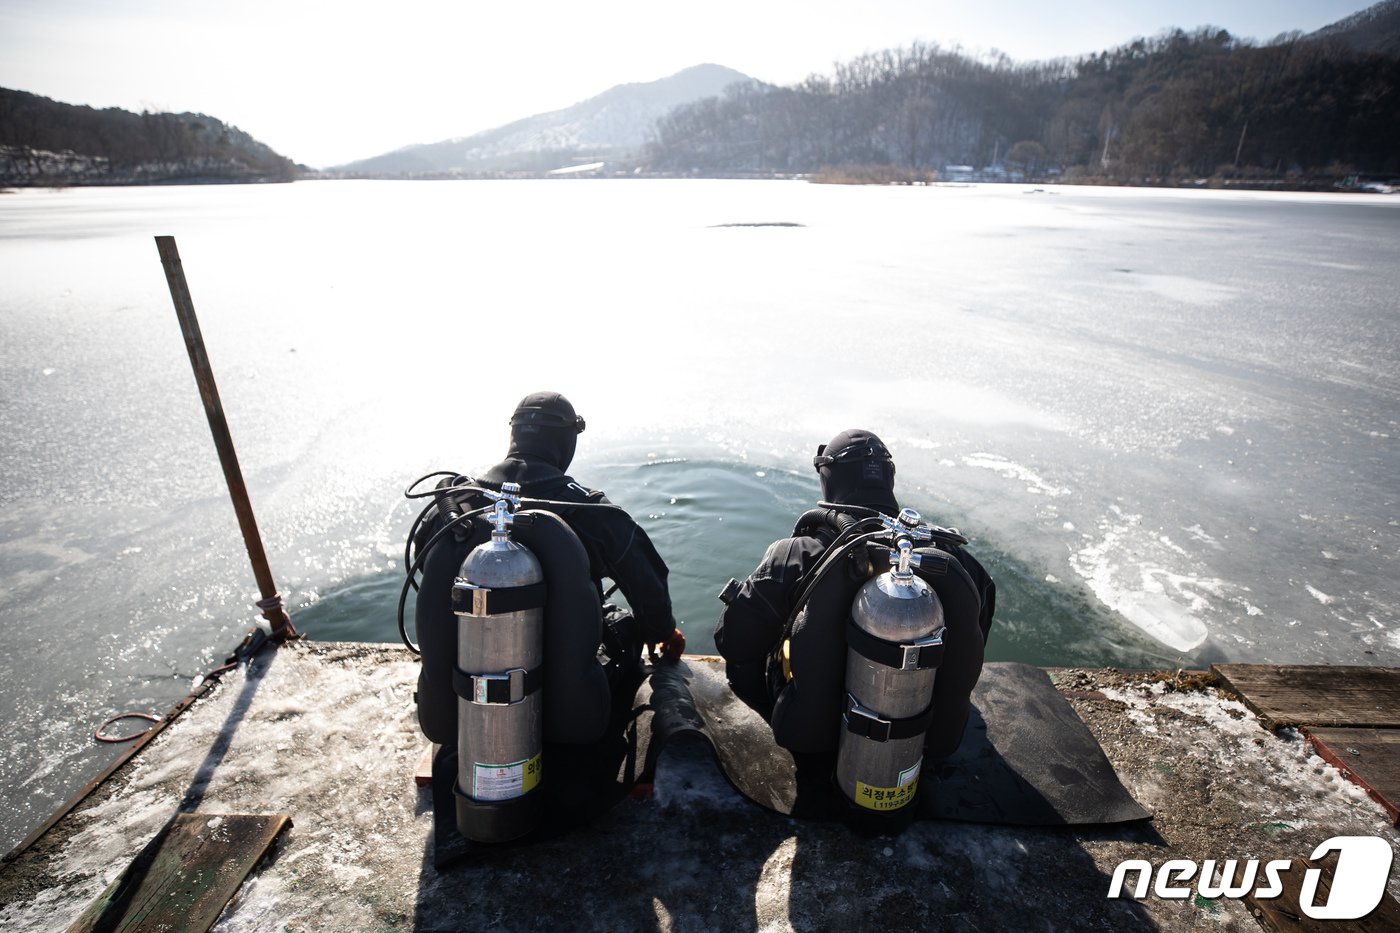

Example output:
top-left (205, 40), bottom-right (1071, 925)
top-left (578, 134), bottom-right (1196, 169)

top-left (843, 698), bottom-right (893, 743)
top-left (901, 633), bottom-right (944, 671)
top-left (846, 619), bottom-right (945, 671)
top-left (453, 664), bottom-right (542, 704)
top-left (843, 694), bottom-right (936, 743)
top-left (475, 670), bottom-right (524, 705)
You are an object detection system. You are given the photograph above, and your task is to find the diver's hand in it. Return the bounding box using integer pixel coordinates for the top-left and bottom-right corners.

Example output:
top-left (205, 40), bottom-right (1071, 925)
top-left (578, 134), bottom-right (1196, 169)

top-left (648, 628), bottom-right (686, 663)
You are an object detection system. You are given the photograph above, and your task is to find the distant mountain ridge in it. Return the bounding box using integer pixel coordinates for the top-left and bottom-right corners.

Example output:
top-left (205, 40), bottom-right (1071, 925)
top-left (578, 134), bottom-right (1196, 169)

top-left (335, 63), bottom-right (756, 175)
top-left (1308, 0), bottom-right (1400, 54)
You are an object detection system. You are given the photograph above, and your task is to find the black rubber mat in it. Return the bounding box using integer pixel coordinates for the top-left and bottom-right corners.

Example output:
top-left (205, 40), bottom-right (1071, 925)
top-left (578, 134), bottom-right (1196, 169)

top-left (430, 659), bottom-right (1149, 865)
top-left (646, 659), bottom-right (1151, 827)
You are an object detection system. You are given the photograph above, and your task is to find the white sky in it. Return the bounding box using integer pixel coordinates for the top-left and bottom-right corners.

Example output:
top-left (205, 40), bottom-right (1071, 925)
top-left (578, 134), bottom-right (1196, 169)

top-left (0, 0), bottom-right (1376, 168)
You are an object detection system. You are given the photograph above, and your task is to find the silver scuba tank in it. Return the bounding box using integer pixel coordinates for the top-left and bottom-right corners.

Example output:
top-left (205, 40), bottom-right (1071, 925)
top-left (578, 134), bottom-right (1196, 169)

top-left (452, 483), bottom-right (546, 842)
top-left (836, 509), bottom-right (945, 816)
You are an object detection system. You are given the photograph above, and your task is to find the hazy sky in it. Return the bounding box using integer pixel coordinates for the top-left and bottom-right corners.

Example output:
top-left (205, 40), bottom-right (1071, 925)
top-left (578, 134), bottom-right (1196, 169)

top-left (0, 0), bottom-right (1377, 168)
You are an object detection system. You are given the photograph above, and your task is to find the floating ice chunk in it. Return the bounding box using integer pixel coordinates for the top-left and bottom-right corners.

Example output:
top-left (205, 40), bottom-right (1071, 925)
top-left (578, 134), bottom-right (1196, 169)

top-left (1183, 525), bottom-right (1223, 550)
top-left (1071, 511), bottom-right (1216, 653)
top-left (1305, 585), bottom-right (1334, 605)
top-left (962, 453), bottom-right (1069, 497)
top-left (1099, 588), bottom-right (1209, 654)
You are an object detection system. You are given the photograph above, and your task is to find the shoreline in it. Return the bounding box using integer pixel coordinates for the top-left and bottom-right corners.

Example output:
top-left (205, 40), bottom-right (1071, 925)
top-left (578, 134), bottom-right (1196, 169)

top-left (2, 173), bottom-right (1394, 194)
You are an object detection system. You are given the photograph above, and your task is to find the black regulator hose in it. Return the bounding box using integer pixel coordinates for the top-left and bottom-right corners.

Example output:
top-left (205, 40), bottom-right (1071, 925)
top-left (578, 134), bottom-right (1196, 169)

top-left (396, 504), bottom-right (493, 654)
top-left (402, 474), bottom-right (491, 589)
top-left (404, 470), bottom-right (461, 497)
top-left (395, 476), bottom-right (643, 654)
top-left (786, 526), bottom-right (889, 625)
top-left (816, 500), bottom-right (970, 548)
top-left (781, 503), bottom-right (971, 632)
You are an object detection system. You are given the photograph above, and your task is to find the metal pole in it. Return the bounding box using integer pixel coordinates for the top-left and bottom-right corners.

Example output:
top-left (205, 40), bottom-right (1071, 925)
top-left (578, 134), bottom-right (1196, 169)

top-left (155, 235), bottom-right (297, 640)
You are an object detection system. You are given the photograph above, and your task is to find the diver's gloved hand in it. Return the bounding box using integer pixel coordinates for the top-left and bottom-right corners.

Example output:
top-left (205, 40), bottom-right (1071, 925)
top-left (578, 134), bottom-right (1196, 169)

top-left (647, 627), bottom-right (686, 663)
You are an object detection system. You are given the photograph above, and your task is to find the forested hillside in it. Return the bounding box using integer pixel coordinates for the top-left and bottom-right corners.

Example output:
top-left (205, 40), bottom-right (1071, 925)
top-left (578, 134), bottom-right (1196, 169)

top-left (0, 88), bottom-right (297, 186)
top-left (643, 29), bottom-right (1400, 184)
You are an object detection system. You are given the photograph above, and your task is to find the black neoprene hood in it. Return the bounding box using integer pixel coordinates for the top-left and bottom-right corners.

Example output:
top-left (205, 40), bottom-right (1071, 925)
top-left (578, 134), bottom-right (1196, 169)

top-left (507, 391), bottom-right (584, 470)
top-left (814, 428), bottom-right (898, 511)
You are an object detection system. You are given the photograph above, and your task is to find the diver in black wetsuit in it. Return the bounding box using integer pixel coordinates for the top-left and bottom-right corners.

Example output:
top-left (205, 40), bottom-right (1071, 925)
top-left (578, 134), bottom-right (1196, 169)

top-left (713, 428), bottom-right (995, 758)
top-left (477, 391), bottom-right (683, 659)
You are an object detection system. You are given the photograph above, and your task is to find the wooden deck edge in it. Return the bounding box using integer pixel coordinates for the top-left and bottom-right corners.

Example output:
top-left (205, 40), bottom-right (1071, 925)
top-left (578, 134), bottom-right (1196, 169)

top-left (1303, 728), bottom-right (1400, 827)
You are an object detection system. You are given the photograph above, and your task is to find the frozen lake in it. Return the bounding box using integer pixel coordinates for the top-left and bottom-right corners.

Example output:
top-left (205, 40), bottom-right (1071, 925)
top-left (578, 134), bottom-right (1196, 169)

top-left (1, 178), bottom-right (1397, 852)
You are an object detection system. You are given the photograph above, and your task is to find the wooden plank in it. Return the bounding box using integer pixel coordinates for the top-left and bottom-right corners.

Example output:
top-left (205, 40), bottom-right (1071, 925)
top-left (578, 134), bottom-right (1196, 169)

top-left (1211, 664), bottom-right (1400, 729)
top-left (67, 813), bottom-right (291, 933)
top-left (415, 744), bottom-right (436, 787)
top-left (1304, 727), bottom-right (1400, 825)
top-left (1247, 852), bottom-right (1400, 932)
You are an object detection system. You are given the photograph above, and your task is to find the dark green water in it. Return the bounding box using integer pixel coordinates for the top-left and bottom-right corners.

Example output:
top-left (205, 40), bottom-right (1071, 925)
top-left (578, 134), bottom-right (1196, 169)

top-left (296, 452), bottom-right (1192, 670)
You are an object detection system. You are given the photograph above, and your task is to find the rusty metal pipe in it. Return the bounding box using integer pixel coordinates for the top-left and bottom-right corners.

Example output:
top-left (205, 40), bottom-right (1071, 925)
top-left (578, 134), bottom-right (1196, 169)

top-left (155, 235), bottom-right (297, 640)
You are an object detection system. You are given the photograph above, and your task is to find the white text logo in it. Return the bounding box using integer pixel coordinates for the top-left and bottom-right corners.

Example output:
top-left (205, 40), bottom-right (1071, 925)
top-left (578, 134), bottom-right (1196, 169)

top-left (1107, 836), bottom-right (1393, 921)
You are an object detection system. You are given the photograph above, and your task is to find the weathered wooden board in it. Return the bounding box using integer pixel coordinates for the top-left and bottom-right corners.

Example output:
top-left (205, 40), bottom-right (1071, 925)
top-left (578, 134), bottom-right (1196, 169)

top-left (1211, 664), bottom-right (1400, 729)
top-left (1246, 852), bottom-right (1400, 932)
top-left (67, 813), bottom-right (291, 933)
top-left (1305, 727), bottom-right (1400, 826)
top-left (415, 744), bottom-right (435, 787)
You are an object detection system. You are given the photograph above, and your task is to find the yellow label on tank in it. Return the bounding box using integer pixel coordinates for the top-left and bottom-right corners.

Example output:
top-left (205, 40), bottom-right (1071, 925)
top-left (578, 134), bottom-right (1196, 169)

top-left (853, 777), bottom-right (918, 811)
top-left (853, 761), bottom-right (920, 811)
top-left (523, 752), bottom-right (542, 794)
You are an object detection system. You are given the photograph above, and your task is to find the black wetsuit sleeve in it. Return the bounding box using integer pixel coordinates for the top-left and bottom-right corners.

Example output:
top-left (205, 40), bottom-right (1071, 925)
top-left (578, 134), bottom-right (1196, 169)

top-left (608, 520), bottom-right (677, 644)
top-left (951, 544), bottom-right (997, 643)
top-left (714, 536), bottom-right (825, 708)
top-left (571, 490), bottom-right (677, 644)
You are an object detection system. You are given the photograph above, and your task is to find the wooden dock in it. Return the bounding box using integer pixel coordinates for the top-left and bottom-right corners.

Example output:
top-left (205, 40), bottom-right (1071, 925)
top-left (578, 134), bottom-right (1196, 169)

top-left (1214, 664), bottom-right (1400, 825)
top-left (0, 646), bottom-right (1396, 933)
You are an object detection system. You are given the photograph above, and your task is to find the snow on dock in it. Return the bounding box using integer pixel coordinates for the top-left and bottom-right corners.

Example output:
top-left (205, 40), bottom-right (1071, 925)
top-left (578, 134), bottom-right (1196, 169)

top-left (1, 643), bottom-right (1397, 931)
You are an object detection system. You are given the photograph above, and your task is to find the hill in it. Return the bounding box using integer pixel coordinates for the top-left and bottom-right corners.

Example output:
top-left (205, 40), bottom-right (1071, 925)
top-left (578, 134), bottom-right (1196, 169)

top-left (0, 88), bottom-right (298, 186)
top-left (1309, 0), bottom-right (1400, 55)
top-left (334, 63), bottom-right (756, 175)
top-left (642, 18), bottom-right (1400, 185)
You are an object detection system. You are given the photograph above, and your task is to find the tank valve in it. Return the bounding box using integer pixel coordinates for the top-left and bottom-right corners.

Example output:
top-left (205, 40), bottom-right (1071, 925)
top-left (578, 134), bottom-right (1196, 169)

top-left (483, 482), bottom-right (522, 538)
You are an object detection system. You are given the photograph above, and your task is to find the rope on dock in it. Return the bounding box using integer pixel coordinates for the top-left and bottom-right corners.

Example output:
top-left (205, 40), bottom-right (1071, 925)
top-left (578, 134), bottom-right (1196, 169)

top-left (94, 712), bottom-right (162, 743)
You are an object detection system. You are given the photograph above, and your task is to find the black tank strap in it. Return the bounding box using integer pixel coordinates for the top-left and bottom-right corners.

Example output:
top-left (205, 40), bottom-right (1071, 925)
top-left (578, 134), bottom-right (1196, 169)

top-left (845, 619), bottom-right (945, 671)
top-left (843, 696), bottom-right (936, 743)
top-left (451, 581), bottom-right (548, 616)
top-left (453, 664), bottom-right (544, 704)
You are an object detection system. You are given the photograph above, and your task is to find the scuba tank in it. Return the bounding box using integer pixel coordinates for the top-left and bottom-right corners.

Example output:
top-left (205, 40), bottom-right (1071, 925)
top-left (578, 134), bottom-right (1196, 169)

top-left (836, 509), bottom-right (946, 823)
top-left (451, 482), bottom-right (546, 843)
